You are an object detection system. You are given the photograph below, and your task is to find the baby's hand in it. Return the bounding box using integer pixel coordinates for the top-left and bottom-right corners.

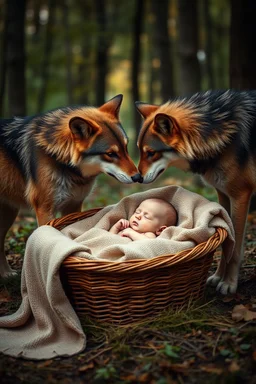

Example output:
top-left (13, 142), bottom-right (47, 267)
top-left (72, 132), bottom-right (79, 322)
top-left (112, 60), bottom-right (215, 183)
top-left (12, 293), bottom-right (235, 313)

top-left (116, 219), bottom-right (129, 231)
top-left (121, 227), bottom-right (133, 239)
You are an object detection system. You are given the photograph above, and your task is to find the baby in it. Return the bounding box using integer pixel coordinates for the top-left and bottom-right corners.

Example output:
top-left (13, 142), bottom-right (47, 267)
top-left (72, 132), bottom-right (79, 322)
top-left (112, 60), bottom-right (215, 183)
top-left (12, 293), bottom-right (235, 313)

top-left (109, 198), bottom-right (177, 240)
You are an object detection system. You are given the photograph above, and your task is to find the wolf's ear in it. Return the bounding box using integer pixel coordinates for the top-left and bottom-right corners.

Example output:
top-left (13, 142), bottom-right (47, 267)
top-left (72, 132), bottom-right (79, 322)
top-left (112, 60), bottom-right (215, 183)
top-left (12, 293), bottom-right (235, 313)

top-left (98, 94), bottom-right (123, 118)
top-left (135, 102), bottom-right (159, 119)
top-left (69, 117), bottom-right (100, 140)
top-left (154, 113), bottom-right (173, 136)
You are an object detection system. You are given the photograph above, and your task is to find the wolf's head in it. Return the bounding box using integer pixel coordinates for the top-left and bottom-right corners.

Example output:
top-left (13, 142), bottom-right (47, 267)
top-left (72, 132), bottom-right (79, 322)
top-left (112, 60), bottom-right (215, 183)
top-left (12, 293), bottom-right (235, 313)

top-left (135, 101), bottom-right (193, 183)
top-left (136, 97), bottom-right (237, 183)
top-left (34, 95), bottom-right (142, 184)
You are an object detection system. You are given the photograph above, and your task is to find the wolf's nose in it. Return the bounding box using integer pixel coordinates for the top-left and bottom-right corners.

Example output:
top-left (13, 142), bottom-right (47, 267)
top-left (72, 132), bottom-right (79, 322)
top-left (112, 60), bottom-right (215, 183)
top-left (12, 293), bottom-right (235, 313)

top-left (131, 173), bottom-right (143, 183)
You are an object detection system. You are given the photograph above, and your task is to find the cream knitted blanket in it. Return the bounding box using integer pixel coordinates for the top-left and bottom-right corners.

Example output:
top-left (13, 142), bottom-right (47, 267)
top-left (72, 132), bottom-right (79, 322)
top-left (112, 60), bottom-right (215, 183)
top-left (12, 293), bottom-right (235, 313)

top-left (0, 186), bottom-right (235, 360)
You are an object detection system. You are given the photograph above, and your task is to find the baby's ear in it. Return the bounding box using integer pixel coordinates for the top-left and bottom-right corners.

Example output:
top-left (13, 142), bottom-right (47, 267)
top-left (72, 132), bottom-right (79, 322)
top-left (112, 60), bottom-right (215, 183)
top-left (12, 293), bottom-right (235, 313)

top-left (156, 226), bottom-right (167, 236)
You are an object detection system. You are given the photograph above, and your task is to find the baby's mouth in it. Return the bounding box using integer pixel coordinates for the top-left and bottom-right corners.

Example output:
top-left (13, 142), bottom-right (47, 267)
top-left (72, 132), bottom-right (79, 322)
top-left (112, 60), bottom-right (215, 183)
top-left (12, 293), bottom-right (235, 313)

top-left (132, 221), bottom-right (138, 227)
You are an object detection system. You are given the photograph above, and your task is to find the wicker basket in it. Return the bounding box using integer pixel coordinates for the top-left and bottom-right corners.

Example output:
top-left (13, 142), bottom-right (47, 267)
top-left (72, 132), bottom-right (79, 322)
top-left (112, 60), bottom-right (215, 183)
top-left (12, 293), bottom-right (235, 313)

top-left (48, 208), bottom-right (227, 325)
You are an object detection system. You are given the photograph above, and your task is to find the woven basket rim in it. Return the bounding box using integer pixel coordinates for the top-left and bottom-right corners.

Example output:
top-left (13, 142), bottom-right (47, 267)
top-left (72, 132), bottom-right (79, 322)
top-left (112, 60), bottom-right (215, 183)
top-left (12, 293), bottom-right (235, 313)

top-left (54, 208), bottom-right (225, 324)
top-left (48, 207), bottom-right (227, 274)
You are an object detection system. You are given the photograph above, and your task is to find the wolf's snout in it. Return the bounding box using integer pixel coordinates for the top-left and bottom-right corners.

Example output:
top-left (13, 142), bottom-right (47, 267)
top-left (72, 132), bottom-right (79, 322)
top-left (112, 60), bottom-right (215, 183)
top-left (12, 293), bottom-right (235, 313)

top-left (131, 173), bottom-right (143, 183)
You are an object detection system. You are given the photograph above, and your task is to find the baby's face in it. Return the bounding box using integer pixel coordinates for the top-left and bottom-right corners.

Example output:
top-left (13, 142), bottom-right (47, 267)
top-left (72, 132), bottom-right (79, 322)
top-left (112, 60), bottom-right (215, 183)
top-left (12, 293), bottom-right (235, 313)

top-left (129, 200), bottom-right (166, 234)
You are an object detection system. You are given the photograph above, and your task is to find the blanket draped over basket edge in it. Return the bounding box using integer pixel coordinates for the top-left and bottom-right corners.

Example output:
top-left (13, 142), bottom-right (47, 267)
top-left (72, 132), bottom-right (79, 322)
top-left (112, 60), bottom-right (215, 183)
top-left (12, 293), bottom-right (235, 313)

top-left (0, 185), bottom-right (235, 360)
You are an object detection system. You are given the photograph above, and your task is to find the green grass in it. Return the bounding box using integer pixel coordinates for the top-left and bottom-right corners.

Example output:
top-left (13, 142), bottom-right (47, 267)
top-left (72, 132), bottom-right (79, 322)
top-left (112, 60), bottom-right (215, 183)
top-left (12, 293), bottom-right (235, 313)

top-left (80, 298), bottom-right (234, 352)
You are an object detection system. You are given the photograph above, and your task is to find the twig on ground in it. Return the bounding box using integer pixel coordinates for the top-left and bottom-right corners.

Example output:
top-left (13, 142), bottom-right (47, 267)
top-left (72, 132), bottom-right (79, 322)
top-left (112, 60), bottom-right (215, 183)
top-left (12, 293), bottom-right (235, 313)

top-left (212, 331), bottom-right (222, 357)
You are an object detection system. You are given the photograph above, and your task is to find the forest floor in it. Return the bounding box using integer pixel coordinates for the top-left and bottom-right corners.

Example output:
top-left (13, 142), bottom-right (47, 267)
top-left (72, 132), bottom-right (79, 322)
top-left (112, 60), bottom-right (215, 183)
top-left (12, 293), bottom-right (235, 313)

top-left (0, 176), bottom-right (256, 384)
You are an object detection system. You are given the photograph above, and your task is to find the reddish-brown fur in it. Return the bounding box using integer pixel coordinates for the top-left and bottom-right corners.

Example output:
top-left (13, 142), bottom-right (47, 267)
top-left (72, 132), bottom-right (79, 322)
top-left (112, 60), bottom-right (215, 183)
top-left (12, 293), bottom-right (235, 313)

top-left (136, 90), bottom-right (256, 294)
top-left (0, 95), bottom-right (140, 277)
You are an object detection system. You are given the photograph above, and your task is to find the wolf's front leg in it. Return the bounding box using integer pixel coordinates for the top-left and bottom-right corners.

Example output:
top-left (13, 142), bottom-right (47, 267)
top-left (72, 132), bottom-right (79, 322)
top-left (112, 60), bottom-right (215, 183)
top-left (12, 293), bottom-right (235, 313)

top-left (209, 191), bottom-right (251, 294)
top-left (206, 254), bottom-right (226, 288)
top-left (0, 202), bottom-right (19, 277)
top-left (206, 189), bottom-right (230, 289)
top-left (216, 250), bottom-right (241, 294)
top-left (28, 182), bottom-right (55, 226)
top-left (32, 198), bottom-right (54, 226)
top-left (207, 243), bottom-right (241, 295)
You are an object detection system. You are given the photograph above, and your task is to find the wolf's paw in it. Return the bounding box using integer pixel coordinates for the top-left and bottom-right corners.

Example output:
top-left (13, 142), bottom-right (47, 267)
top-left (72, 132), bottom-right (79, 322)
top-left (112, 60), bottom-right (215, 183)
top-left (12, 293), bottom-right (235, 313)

top-left (206, 274), bottom-right (222, 287)
top-left (216, 280), bottom-right (237, 295)
top-left (0, 268), bottom-right (18, 279)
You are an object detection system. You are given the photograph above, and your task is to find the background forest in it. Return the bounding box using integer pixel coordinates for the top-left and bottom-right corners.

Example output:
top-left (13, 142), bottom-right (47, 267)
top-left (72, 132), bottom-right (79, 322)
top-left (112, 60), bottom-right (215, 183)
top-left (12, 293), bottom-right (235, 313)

top-left (1, 0), bottom-right (254, 155)
top-left (1, 2), bottom-right (256, 383)
top-left (2, 0), bottom-right (256, 205)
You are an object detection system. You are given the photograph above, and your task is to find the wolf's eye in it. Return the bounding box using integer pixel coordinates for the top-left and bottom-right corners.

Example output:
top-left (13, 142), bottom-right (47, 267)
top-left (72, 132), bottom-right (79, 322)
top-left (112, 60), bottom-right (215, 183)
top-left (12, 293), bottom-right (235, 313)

top-left (147, 150), bottom-right (156, 158)
top-left (106, 152), bottom-right (118, 159)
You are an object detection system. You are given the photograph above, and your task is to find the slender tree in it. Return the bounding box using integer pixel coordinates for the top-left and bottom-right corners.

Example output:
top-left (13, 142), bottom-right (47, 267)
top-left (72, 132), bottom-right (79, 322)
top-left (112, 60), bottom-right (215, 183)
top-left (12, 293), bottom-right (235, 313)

top-left (131, 0), bottom-right (144, 145)
top-left (95, 0), bottom-right (108, 106)
top-left (151, 0), bottom-right (174, 101)
top-left (32, 0), bottom-right (41, 42)
top-left (230, 0), bottom-right (256, 89)
top-left (213, 1), bottom-right (230, 89)
top-left (76, 0), bottom-right (94, 105)
top-left (63, 0), bottom-right (73, 104)
top-left (177, 0), bottom-right (201, 96)
top-left (144, 3), bottom-right (159, 103)
top-left (202, 0), bottom-right (214, 89)
top-left (37, 0), bottom-right (56, 113)
top-left (0, 1), bottom-right (8, 115)
top-left (6, 0), bottom-right (27, 116)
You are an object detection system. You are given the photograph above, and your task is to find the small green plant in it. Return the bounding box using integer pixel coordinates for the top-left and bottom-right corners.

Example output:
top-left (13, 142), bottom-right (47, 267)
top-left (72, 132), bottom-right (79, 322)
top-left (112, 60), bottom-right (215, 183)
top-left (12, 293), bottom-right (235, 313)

top-left (95, 364), bottom-right (117, 380)
top-left (7, 238), bottom-right (25, 255)
top-left (161, 343), bottom-right (180, 359)
top-left (220, 349), bottom-right (234, 358)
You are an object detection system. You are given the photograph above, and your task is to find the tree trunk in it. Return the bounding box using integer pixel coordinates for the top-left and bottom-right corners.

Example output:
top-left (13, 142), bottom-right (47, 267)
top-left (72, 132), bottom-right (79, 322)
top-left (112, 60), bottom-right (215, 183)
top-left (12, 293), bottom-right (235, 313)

top-left (177, 0), bottom-right (201, 96)
top-left (0, 1), bottom-right (8, 115)
top-left (95, 0), bottom-right (108, 106)
top-left (148, 54), bottom-right (159, 104)
top-left (6, 0), bottom-right (26, 116)
top-left (32, 0), bottom-right (41, 42)
top-left (151, 0), bottom-right (174, 101)
top-left (131, 0), bottom-right (144, 148)
top-left (76, 44), bottom-right (91, 106)
top-left (146, 9), bottom-right (160, 104)
top-left (63, 0), bottom-right (73, 104)
top-left (76, 1), bottom-right (94, 106)
top-left (37, 0), bottom-right (56, 112)
top-left (230, 0), bottom-right (256, 89)
top-left (202, 0), bottom-right (214, 89)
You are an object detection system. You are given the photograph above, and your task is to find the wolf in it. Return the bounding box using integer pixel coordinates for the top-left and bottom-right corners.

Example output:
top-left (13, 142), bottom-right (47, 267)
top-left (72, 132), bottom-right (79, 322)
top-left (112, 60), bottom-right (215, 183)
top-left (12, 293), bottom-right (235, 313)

top-left (0, 94), bottom-right (141, 277)
top-left (136, 89), bottom-right (256, 294)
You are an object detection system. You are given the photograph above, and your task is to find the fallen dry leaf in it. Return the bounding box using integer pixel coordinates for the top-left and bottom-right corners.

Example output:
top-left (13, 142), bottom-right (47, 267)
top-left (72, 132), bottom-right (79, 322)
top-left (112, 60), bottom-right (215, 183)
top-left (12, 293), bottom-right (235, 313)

top-left (222, 296), bottom-right (236, 303)
top-left (231, 304), bottom-right (256, 322)
top-left (200, 364), bottom-right (223, 374)
top-left (78, 362), bottom-right (94, 372)
top-left (168, 361), bottom-right (191, 373)
top-left (247, 214), bottom-right (254, 223)
top-left (136, 372), bottom-right (151, 382)
top-left (37, 360), bottom-right (53, 368)
top-left (222, 294), bottom-right (246, 303)
top-left (228, 360), bottom-right (240, 372)
top-left (120, 374), bottom-right (137, 381)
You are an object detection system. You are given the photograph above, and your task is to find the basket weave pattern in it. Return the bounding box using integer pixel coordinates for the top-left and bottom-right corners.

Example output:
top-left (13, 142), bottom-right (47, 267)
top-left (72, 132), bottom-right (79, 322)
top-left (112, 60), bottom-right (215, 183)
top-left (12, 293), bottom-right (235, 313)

top-left (48, 209), bottom-right (227, 325)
